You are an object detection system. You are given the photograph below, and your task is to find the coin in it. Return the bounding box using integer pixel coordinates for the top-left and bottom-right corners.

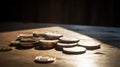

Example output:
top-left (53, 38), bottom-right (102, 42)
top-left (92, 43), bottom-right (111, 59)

top-left (55, 42), bottom-right (77, 51)
top-left (17, 34), bottom-right (33, 39)
top-left (0, 46), bottom-right (12, 51)
top-left (20, 42), bottom-right (34, 48)
top-left (78, 39), bottom-right (101, 50)
top-left (33, 32), bottom-right (46, 37)
top-left (20, 38), bottom-right (36, 42)
top-left (45, 32), bottom-right (63, 40)
top-left (11, 41), bottom-right (20, 45)
top-left (38, 39), bottom-right (59, 49)
top-left (35, 55), bottom-right (56, 63)
top-left (63, 46), bottom-right (86, 54)
top-left (59, 37), bottom-right (80, 43)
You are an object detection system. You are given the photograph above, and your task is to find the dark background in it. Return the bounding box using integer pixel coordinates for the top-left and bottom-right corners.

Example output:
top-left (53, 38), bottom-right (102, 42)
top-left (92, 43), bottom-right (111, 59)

top-left (0, 0), bottom-right (120, 27)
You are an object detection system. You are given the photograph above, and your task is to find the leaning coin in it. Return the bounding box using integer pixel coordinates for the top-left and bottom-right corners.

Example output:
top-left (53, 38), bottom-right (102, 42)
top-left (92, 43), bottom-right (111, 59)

top-left (63, 46), bottom-right (86, 54)
top-left (34, 55), bottom-right (56, 63)
top-left (78, 39), bottom-right (101, 50)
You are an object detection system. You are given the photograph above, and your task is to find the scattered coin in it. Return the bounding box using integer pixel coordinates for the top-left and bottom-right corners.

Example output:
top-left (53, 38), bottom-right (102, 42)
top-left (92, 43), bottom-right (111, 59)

top-left (78, 39), bottom-right (101, 50)
top-left (35, 55), bottom-right (56, 63)
top-left (0, 46), bottom-right (12, 51)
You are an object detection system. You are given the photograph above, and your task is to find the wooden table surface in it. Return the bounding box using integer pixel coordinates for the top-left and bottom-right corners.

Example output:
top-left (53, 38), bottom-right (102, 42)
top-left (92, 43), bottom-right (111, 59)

top-left (0, 22), bottom-right (120, 67)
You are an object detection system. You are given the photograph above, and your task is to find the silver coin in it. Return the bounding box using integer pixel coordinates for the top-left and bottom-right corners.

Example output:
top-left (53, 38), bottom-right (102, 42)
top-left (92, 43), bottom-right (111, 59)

top-left (63, 46), bottom-right (86, 54)
top-left (78, 39), bottom-right (101, 50)
top-left (45, 32), bottom-right (63, 39)
top-left (59, 37), bottom-right (80, 43)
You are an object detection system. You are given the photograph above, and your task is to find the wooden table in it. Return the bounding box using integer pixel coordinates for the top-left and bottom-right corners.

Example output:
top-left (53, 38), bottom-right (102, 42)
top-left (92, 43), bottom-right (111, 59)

top-left (0, 22), bottom-right (120, 67)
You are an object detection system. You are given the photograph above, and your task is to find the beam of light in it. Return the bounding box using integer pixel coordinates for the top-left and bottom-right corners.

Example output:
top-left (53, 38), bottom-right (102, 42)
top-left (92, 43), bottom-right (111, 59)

top-left (74, 58), bottom-right (97, 67)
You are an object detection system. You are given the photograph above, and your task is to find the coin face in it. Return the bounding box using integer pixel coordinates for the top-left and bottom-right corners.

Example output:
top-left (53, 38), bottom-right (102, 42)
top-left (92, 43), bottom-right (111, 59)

top-left (0, 46), bottom-right (12, 51)
top-left (45, 32), bottom-right (63, 39)
top-left (78, 39), bottom-right (101, 50)
top-left (59, 37), bottom-right (80, 43)
top-left (63, 46), bottom-right (86, 54)
top-left (35, 55), bottom-right (56, 63)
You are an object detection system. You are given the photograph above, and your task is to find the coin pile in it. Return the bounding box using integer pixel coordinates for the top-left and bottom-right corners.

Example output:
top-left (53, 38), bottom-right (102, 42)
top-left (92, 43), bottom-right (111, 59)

top-left (10, 31), bottom-right (101, 54)
top-left (10, 31), bottom-right (101, 63)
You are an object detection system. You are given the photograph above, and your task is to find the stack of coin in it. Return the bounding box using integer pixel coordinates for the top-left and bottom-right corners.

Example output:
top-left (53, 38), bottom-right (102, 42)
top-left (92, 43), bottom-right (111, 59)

top-left (36, 32), bottom-right (62, 49)
top-left (10, 41), bottom-right (20, 46)
top-left (55, 37), bottom-right (80, 51)
top-left (38, 39), bottom-right (59, 49)
top-left (19, 37), bottom-right (37, 48)
top-left (11, 34), bottom-right (38, 48)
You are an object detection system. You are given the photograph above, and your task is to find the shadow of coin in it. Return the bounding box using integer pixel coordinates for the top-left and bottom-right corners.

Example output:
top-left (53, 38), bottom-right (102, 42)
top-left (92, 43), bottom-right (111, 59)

top-left (0, 49), bottom-right (12, 52)
top-left (34, 60), bottom-right (54, 64)
top-left (9, 44), bottom-right (19, 47)
top-left (54, 46), bottom-right (63, 51)
top-left (62, 51), bottom-right (86, 55)
top-left (34, 46), bottom-right (54, 50)
top-left (15, 45), bottom-right (34, 50)
top-left (83, 46), bottom-right (101, 50)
